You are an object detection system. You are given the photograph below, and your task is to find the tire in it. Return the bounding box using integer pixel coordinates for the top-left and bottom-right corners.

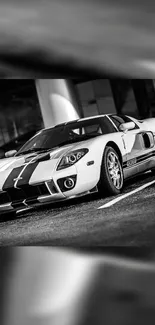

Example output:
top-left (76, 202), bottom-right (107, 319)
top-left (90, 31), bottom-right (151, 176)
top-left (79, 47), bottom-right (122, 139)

top-left (99, 146), bottom-right (124, 196)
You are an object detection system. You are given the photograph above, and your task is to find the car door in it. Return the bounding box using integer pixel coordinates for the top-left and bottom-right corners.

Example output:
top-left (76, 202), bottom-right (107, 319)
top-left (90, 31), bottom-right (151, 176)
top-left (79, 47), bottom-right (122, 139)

top-left (109, 115), bottom-right (155, 177)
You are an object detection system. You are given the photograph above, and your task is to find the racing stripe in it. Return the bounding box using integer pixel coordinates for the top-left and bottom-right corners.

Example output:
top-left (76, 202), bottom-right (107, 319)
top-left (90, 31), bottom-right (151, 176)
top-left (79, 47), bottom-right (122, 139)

top-left (17, 162), bottom-right (39, 187)
top-left (2, 160), bottom-right (40, 207)
top-left (1, 154), bottom-right (51, 209)
top-left (2, 166), bottom-right (24, 191)
top-left (16, 153), bottom-right (51, 188)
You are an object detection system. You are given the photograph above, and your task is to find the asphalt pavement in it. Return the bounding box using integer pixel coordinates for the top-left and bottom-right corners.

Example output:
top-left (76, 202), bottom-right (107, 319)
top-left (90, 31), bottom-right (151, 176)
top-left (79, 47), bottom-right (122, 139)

top-left (0, 171), bottom-right (155, 246)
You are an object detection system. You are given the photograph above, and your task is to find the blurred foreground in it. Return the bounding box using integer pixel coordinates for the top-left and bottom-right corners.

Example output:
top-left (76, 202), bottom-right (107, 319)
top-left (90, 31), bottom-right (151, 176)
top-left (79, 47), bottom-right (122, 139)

top-left (1, 1), bottom-right (155, 77)
top-left (1, 247), bottom-right (155, 325)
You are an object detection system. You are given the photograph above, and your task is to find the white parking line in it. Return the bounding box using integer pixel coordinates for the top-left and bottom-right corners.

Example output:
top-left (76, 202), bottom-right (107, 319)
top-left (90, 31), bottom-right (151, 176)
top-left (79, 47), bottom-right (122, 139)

top-left (98, 179), bottom-right (155, 209)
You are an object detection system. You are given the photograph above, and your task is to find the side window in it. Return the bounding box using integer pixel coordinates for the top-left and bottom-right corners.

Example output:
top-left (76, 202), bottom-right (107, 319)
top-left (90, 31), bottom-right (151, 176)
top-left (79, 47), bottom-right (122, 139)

top-left (110, 115), bottom-right (139, 130)
top-left (84, 124), bottom-right (101, 135)
top-left (101, 116), bottom-right (117, 134)
top-left (110, 116), bottom-right (124, 129)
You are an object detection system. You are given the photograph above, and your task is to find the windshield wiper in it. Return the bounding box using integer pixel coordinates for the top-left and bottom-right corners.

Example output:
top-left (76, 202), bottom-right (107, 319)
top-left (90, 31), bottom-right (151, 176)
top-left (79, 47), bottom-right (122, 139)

top-left (58, 135), bottom-right (100, 147)
top-left (16, 148), bottom-right (52, 156)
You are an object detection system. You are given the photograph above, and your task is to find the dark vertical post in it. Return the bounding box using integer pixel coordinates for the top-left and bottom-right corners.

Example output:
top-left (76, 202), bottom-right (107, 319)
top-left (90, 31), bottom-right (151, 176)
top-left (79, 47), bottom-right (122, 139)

top-left (131, 80), bottom-right (150, 118)
top-left (110, 79), bottom-right (122, 114)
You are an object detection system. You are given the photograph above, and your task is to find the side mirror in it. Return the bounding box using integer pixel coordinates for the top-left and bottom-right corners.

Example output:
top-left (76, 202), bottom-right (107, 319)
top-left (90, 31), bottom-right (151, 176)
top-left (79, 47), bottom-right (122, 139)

top-left (5, 150), bottom-right (17, 158)
top-left (119, 122), bottom-right (136, 132)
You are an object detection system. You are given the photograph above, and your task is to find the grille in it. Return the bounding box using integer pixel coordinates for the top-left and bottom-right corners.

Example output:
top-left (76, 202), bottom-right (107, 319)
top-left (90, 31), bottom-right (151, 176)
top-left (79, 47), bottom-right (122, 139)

top-left (0, 192), bottom-right (10, 205)
top-left (46, 180), bottom-right (59, 194)
top-left (0, 183), bottom-right (50, 205)
top-left (7, 188), bottom-right (25, 202)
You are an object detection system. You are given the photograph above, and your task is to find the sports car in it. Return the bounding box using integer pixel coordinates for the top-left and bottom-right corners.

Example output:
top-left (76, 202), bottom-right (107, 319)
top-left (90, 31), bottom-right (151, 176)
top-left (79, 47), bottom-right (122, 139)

top-left (1, 113), bottom-right (155, 216)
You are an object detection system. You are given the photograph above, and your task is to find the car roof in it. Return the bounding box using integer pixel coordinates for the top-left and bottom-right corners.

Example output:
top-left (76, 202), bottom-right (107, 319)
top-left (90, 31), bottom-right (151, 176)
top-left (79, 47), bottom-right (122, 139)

top-left (41, 114), bottom-right (107, 131)
top-left (55, 114), bottom-right (108, 127)
top-left (40, 113), bottom-right (135, 133)
top-left (78, 114), bottom-right (108, 122)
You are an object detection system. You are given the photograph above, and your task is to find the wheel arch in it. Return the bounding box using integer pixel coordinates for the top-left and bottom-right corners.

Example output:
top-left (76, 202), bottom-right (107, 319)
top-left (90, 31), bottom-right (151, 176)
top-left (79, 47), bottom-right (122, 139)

top-left (104, 141), bottom-right (123, 165)
top-left (98, 141), bottom-right (124, 195)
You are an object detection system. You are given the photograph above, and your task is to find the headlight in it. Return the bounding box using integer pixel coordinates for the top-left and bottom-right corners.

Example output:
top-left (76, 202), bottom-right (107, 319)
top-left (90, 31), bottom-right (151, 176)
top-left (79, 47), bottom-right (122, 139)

top-left (57, 149), bottom-right (89, 170)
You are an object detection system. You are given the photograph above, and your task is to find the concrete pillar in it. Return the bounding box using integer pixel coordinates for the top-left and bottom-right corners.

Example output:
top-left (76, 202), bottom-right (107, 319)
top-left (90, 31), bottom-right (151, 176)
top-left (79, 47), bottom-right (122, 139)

top-left (35, 79), bottom-right (81, 128)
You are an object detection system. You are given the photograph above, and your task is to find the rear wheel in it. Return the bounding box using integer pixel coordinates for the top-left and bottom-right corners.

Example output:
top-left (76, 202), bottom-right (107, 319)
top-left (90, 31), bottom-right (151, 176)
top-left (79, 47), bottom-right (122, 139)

top-left (99, 146), bottom-right (124, 196)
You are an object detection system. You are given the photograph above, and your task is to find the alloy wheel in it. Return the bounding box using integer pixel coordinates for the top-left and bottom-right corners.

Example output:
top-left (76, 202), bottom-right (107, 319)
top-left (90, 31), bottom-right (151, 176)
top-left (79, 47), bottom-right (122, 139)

top-left (107, 151), bottom-right (123, 189)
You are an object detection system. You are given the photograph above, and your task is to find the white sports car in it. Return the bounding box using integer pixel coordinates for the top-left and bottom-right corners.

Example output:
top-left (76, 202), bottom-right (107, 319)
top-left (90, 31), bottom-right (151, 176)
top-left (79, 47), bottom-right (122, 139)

top-left (0, 114), bottom-right (155, 216)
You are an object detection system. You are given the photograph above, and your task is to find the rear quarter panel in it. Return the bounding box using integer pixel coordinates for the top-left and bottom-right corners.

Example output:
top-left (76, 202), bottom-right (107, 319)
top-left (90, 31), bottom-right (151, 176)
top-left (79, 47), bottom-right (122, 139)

top-left (142, 118), bottom-right (155, 133)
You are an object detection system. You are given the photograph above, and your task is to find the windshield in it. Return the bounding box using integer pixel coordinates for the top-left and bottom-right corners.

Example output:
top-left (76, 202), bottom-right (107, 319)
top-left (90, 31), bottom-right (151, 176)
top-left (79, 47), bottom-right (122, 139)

top-left (16, 117), bottom-right (113, 156)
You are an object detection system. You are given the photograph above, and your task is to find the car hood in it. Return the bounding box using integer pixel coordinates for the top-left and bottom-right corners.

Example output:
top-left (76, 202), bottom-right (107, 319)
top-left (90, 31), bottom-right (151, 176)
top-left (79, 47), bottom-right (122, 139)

top-left (0, 137), bottom-right (98, 172)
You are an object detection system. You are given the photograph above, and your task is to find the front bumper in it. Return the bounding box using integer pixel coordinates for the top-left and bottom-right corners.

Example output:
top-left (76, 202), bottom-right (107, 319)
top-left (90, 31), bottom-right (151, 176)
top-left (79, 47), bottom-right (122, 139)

top-left (0, 177), bottom-right (75, 214)
top-left (0, 158), bottom-right (100, 214)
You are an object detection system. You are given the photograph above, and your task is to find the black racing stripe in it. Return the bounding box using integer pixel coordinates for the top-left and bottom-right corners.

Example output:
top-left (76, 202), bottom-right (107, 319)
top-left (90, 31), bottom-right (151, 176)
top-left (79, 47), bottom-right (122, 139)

top-left (123, 151), bottom-right (155, 169)
top-left (137, 152), bottom-right (155, 163)
top-left (2, 166), bottom-right (24, 191)
top-left (2, 162), bottom-right (40, 206)
top-left (17, 162), bottom-right (39, 187)
top-left (137, 152), bottom-right (154, 162)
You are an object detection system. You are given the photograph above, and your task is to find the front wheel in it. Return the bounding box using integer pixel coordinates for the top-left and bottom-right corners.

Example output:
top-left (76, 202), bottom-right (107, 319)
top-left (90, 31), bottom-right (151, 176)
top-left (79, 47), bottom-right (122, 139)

top-left (99, 146), bottom-right (124, 196)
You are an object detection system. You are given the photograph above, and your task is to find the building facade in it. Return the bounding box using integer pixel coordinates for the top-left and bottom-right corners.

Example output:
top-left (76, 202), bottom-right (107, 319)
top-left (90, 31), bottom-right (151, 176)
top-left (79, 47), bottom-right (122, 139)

top-left (0, 79), bottom-right (155, 151)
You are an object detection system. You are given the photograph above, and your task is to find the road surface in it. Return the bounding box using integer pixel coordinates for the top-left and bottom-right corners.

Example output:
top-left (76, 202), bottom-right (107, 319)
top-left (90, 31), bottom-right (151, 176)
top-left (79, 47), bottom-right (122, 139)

top-left (0, 171), bottom-right (155, 246)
